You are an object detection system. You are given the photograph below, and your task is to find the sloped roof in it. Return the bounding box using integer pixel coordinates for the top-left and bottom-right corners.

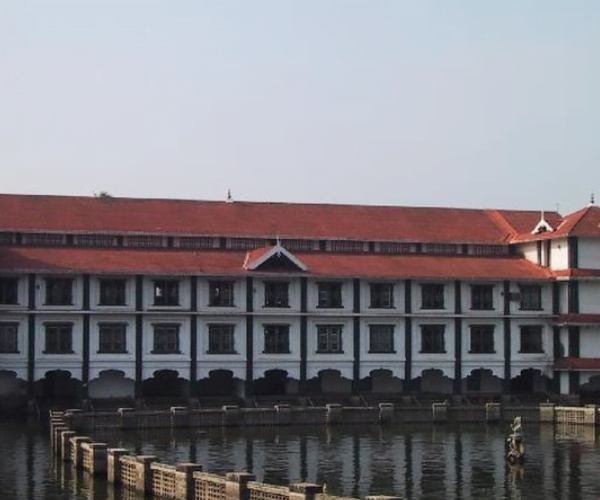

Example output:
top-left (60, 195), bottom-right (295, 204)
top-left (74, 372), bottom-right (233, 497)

top-left (0, 246), bottom-right (554, 280)
top-left (554, 314), bottom-right (600, 325)
top-left (555, 357), bottom-right (600, 371)
top-left (0, 193), bottom-right (557, 244)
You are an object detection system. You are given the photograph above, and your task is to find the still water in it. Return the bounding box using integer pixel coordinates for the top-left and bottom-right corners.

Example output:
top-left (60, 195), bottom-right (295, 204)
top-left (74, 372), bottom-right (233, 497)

top-left (2, 418), bottom-right (600, 500)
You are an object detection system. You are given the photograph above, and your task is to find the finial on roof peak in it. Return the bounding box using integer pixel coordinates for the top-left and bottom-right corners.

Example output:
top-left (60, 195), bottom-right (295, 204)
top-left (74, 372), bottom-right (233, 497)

top-left (226, 188), bottom-right (233, 203)
top-left (591, 192), bottom-right (596, 205)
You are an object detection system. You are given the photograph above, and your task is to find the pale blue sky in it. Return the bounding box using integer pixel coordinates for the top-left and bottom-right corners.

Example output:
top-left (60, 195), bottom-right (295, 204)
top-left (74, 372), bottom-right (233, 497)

top-left (1, 1), bottom-right (599, 215)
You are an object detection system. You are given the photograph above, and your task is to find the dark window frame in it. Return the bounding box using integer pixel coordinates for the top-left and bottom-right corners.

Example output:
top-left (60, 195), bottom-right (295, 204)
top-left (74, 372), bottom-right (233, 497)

top-left (45, 278), bottom-right (73, 306)
top-left (0, 277), bottom-right (19, 305)
top-left (520, 325), bottom-right (544, 353)
top-left (470, 284), bottom-right (494, 311)
top-left (519, 285), bottom-right (542, 311)
top-left (152, 323), bottom-right (181, 354)
top-left (263, 324), bottom-right (290, 354)
top-left (469, 325), bottom-right (495, 354)
top-left (420, 324), bottom-right (446, 353)
top-left (98, 323), bottom-right (127, 353)
top-left (421, 284), bottom-right (445, 310)
top-left (264, 281), bottom-right (290, 308)
top-left (207, 324), bottom-right (236, 354)
top-left (317, 282), bottom-right (343, 308)
top-left (369, 283), bottom-right (395, 309)
top-left (99, 279), bottom-right (127, 306)
top-left (44, 323), bottom-right (74, 354)
top-left (208, 281), bottom-right (235, 307)
top-left (368, 324), bottom-right (395, 353)
top-left (153, 280), bottom-right (180, 306)
top-left (0, 322), bottom-right (19, 353)
top-left (316, 324), bottom-right (343, 353)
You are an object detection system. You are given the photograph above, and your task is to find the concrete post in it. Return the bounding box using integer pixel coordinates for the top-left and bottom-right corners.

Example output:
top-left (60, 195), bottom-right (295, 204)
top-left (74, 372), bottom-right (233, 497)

top-left (52, 426), bottom-right (69, 455)
top-left (107, 448), bottom-right (130, 485)
top-left (584, 405), bottom-right (597, 425)
top-left (174, 463), bottom-right (203, 500)
top-left (70, 436), bottom-right (93, 469)
top-left (275, 404), bottom-right (292, 425)
top-left (222, 406), bottom-right (239, 426)
top-left (171, 407), bottom-right (190, 428)
top-left (135, 455), bottom-right (158, 494)
top-left (86, 443), bottom-right (108, 475)
top-left (225, 472), bottom-right (256, 500)
top-left (485, 403), bottom-right (501, 423)
top-left (326, 404), bottom-right (342, 425)
top-left (289, 483), bottom-right (323, 500)
top-left (432, 402), bottom-right (448, 423)
top-left (379, 403), bottom-right (395, 424)
top-left (118, 408), bottom-right (137, 430)
top-left (64, 408), bottom-right (83, 431)
top-left (539, 402), bottom-right (556, 423)
top-left (60, 430), bottom-right (76, 462)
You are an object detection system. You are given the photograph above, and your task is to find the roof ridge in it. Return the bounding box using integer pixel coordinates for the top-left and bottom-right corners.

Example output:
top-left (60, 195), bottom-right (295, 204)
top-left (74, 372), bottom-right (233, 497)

top-left (485, 210), bottom-right (517, 241)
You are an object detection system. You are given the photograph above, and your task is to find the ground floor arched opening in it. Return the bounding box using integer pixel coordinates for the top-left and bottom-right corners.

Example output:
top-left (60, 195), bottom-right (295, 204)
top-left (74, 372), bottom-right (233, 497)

top-left (0, 370), bottom-right (28, 413)
top-left (88, 370), bottom-right (135, 409)
top-left (362, 369), bottom-right (404, 394)
top-left (510, 368), bottom-right (550, 400)
top-left (253, 369), bottom-right (295, 396)
top-left (34, 370), bottom-right (82, 409)
top-left (141, 369), bottom-right (189, 407)
top-left (413, 369), bottom-right (453, 396)
top-left (196, 370), bottom-right (245, 405)
top-left (463, 368), bottom-right (502, 397)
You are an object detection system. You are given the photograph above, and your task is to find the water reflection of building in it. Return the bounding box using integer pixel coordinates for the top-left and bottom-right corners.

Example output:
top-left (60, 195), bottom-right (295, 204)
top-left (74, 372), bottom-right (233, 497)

top-left (1, 194), bottom-right (600, 408)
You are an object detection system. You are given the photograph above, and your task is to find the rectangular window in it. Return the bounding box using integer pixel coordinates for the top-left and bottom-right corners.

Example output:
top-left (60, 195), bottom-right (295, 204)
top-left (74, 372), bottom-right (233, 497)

top-left (420, 324), bottom-right (446, 353)
top-left (153, 280), bottom-right (179, 306)
top-left (44, 323), bottom-right (73, 354)
top-left (424, 243), bottom-right (458, 255)
top-left (98, 323), bottom-right (127, 353)
top-left (99, 279), bottom-right (126, 306)
top-left (471, 285), bottom-right (494, 310)
top-left (264, 281), bottom-right (289, 308)
top-left (369, 324), bottom-right (395, 353)
top-left (0, 323), bottom-right (19, 353)
top-left (208, 324), bottom-right (236, 354)
top-left (316, 325), bottom-right (343, 353)
top-left (379, 242), bottom-right (413, 254)
top-left (208, 281), bottom-right (235, 307)
top-left (520, 285), bottom-right (542, 310)
top-left (330, 240), bottom-right (365, 253)
top-left (45, 278), bottom-right (73, 305)
top-left (370, 283), bottom-right (394, 309)
top-left (520, 325), bottom-right (543, 353)
top-left (421, 284), bottom-right (445, 310)
top-left (0, 277), bottom-right (18, 305)
top-left (317, 282), bottom-right (343, 308)
top-left (74, 234), bottom-right (119, 247)
top-left (469, 325), bottom-right (495, 353)
top-left (263, 325), bottom-right (290, 354)
top-left (152, 324), bottom-right (180, 354)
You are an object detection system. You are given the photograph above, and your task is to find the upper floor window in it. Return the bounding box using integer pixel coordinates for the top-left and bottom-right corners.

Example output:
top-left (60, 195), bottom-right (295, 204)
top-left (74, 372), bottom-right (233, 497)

top-left (469, 325), bottom-right (495, 353)
top-left (420, 324), bottom-right (446, 353)
top-left (0, 323), bottom-right (19, 353)
top-left (45, 278), bottom-right (73, 306)
top-left (153, 280), bottom-right (179, 306)
top-left (421, 284), bottom-right (444, 310)
top-left (263, 324), bottom-right (290, 354)
top-left (44, 323), bottom-right (73, 354)
top-left (330, 240), bottom-right (365, 253)
top-left (316, 325), bottom-right (343, 353)
top-left (264, 281), bottom-right (289, 308)
top-left (99, 279), bottom-right (126, 306)
top-left (370, 283), bottom-right (394, 309)
top-left (0, 277), bottom-right (18, 305)
top-left (317, 282), bottom-right (343, 308)
top-left (152, 324), bottom-right (180, 354)
top-left (424, 243), bottom-right (458, 255)
top-left (209, 281), bottom-right (235, 307)
top-left (379, 242), bottom-right (413, 254)
top-left (520, 285), bottom-right (542, 311)
top-left (208, 324), bottom-right (236, 354)
top-left (471, 285), bottom-right (494, 310)
top-left (98, 323), bottom-right (127, 353)
top-left (520, 325), bottom-right (543, 353)
top-left (369, 324), bottom-right (395, 353)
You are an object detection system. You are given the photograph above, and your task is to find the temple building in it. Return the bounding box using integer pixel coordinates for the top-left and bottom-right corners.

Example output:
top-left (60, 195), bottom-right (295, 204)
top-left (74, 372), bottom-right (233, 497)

top-left (0, 193), bottom-right (599, 409)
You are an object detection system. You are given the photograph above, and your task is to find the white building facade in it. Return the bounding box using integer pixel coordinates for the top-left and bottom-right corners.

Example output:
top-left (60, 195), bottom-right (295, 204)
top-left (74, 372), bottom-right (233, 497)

top-left (0, 194), bottom-right (599, 407)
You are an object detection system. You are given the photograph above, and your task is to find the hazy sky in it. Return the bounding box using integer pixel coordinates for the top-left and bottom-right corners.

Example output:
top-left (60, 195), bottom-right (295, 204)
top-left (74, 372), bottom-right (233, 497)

top-left (1, 1), bottom-right (599, 215)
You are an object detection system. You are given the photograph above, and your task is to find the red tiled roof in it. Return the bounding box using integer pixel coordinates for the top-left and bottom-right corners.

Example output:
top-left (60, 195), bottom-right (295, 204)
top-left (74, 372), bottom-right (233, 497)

top-left (554, 205), bottom-right (600, 237)
top-left (553, 269), bottom-right (600, 278)
top-left (0, 246), bottom-right (554, 280)
top-left (555, 357), bottom-right (600, 371)
top-left (554, 314), bottom-right (600, 325)
top-left (0, 193), bottom-right (552, 244)
top-left (492, 209), bottom-right (562, 237)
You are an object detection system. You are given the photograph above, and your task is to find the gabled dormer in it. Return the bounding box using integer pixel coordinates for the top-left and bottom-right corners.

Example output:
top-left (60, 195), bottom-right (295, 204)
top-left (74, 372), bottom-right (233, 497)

top-left (531, 212), bottom-right (554, 235)
top-left (243, 244), bottom-right (308, 272)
